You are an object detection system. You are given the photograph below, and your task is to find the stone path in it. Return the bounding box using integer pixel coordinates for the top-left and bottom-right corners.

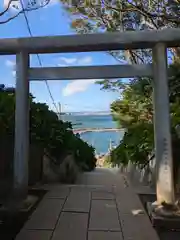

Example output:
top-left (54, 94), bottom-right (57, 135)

top-left (15, 168), bottom-right (160, 240)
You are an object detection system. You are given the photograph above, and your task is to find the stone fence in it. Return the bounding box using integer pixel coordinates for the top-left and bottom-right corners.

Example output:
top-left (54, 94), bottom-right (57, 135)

top-left (119, 156), bottom-right (180, 193)
top-left (119, 155), bottom-right (156, 190)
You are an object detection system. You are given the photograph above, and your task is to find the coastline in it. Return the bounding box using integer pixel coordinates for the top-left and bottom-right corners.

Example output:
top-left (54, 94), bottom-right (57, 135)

top-left (73, 127), bottom-right (124, 134)
top-left (63, 114), bottom-right (123, 154)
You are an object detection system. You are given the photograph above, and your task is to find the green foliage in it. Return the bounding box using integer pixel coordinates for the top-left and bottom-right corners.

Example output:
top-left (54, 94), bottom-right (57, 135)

top-left (61, 0), bottom-right (180, 180)
top-left (108, 61), bottom-right (180, 167)
top-left (0, 86), bottom-right (96, 172)
top-left (111, 77), bottom-right (153, 128)
top-left (0, 91), bottom-right (15, 136)
top-left (60, 132), bottom-right (97, 171)
top-left (110, 122), bottom-right (154, 167)
top-left (61, 0), bottom-right (180, 91)
top-left (103, 155), bottom-right (113, 168)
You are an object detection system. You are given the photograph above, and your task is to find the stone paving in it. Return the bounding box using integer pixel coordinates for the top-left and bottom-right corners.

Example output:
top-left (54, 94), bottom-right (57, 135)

top-left (15, 168), bottom-right (160, 240)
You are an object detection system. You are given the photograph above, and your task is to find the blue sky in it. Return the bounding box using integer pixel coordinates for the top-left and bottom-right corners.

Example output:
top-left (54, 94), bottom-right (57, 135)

top-left (0, 0), bottom-right (120, 112)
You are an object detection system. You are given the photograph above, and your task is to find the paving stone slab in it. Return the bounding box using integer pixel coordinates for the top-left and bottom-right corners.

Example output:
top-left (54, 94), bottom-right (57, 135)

top-left (18, 170), bottom-right (159, 240)
top-left (15, 230), bottom-right (52, 240)
top-left (77, 170), bottom-right (121, 187)
top-left (89, 199), bottom-right (121, 231)
top-left (35, 184), bottom-right (63, 191)
top-left (45, 186), bottom-right (70, 199)
top-left (70, 185), bottom-right (113, 192)
top-left (88, 231), bottom-right (123, 240)
top-left (63, 187), bottom-right (91, 212)
top-left (116, 188), bottom-right (144, 214)
top-left (120, 213), bottom-right (159, 240)
top-left (24, 198), bottom-right (64, 230)
top-left (92, 190), bottom-right (115, 200)
top-left (52, 212), bottom-right (88, 240)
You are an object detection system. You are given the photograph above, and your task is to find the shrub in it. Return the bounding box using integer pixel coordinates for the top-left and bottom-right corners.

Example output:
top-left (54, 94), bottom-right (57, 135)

top-left (0, 86), bottom-right (96, 174)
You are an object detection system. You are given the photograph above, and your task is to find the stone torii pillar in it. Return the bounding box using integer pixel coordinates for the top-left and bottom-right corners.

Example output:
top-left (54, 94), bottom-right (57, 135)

top-left (14, 51), bottom-right (30, 200)
top-left (152, 43), bottom-right (175, 205)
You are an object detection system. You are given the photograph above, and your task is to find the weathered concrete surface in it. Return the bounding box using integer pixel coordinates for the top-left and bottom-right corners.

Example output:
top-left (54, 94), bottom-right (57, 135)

top-left (45, 186), bottom-right (70, 199)
top-left (63, 187), bottom-right (91, 213)
top-left (120, 213), bottom-right (159, 240)
top-left (16, 168), bottom-right (160, 240)
top-left (89, 199), bottom-right (120, 231)
top-left (24, 198), bottom-right (65, 230)
top-left (52, 212), bottom-right (88, 240)
top-left (15, 230), bottom-right (52, 240)
top-left (88, 231), bottom-right (123, 240)
top-left (116, 188), bottom-right (145, 214)
top-left (92, 189), bottom-right (114, 200)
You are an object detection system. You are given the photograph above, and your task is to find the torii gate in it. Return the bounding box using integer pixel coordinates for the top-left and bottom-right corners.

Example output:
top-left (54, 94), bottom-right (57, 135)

top-left (1, 28), bottom-right (179, 205)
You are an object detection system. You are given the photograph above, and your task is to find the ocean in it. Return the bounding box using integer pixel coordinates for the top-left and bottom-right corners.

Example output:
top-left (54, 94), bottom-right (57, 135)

top-left (62, 114), bottom-right (124, 154)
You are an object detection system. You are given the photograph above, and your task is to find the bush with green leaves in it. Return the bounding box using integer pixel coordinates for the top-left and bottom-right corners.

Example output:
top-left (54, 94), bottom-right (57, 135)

top-left (108, 62), bottom-right (180, 171)
top-left (0, 85), bottom-right (96, 172)
top-left (110, 122), bottom-right (154, 167)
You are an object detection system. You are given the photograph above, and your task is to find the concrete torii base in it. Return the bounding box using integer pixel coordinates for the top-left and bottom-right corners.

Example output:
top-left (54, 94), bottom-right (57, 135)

top-left (147, 201), bottom-right (180, 229)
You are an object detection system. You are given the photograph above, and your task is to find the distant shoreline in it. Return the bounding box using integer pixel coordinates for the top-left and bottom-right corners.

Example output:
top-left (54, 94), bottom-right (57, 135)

top-left (60, 112), bottom-right (111, 116)
top-left (61, 113), bottom-right (122, 154)
top-left (73, 128), bottom-right (123, 134)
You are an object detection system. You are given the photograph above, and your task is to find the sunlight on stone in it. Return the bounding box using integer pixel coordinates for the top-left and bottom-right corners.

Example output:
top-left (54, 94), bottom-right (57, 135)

top-left (131, 209), bottom-right (144, 216)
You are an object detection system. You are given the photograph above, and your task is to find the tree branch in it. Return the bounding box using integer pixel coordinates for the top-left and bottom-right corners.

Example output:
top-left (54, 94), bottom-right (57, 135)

top-left (0, 0), bottom-right (51, 24)
top-left (62, 0), bottom-right (180, 66)
top-left (0, 0), bottom-right (14, 17)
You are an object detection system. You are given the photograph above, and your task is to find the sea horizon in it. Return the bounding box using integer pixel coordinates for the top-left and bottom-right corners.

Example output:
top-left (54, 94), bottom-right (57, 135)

top-left (59, 111), bottom-right (111, 116)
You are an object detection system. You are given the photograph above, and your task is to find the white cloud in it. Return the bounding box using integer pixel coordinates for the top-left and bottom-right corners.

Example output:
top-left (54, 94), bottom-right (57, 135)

top-left (57, 63), bottom-right (68, 67)
top-left (59, 57), bottom-right (77, 65)
top-left (58, 56), bottom-right (92, 66)
top-left (60, 56), bottom-right (93, 96)
top-left (62, 79), bottom-right (96, 96)
top-left (77, 56), bottom-right (92, 65)
top-left (5, 59), bottom-right (15, 67)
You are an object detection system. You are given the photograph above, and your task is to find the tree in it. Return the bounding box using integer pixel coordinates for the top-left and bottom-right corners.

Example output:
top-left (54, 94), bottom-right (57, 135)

top-left (111, 77), bottom-right (153, 128)
top-left (1, 0), bottom-right (51, 24)
top-left (61, 0), bottom-right (180, 91)
top-left (109, 61), bottom-right (180, 181)
top-left (108, 76), bottom-right (154, 167)
top-left (60, 0), bottom-right (180, 204)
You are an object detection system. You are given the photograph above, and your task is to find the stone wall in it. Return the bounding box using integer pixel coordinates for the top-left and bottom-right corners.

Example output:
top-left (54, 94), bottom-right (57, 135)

top-left (43, 153), bottom-right (79, 184)
top-left (0, 138), bottom-right (44, 200)
top-left (0, 138), bottom-right (80, 194)
top-left (119, 157), bottom-right (156, 189)
top-left (28, 146), bottom-right (44, 186)
top-left (119, 157), bottom-right (180, 193)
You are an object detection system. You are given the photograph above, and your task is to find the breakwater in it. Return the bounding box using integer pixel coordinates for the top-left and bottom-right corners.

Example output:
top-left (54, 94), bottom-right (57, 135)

top-left (73, 127), bottom-right (124, 135)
